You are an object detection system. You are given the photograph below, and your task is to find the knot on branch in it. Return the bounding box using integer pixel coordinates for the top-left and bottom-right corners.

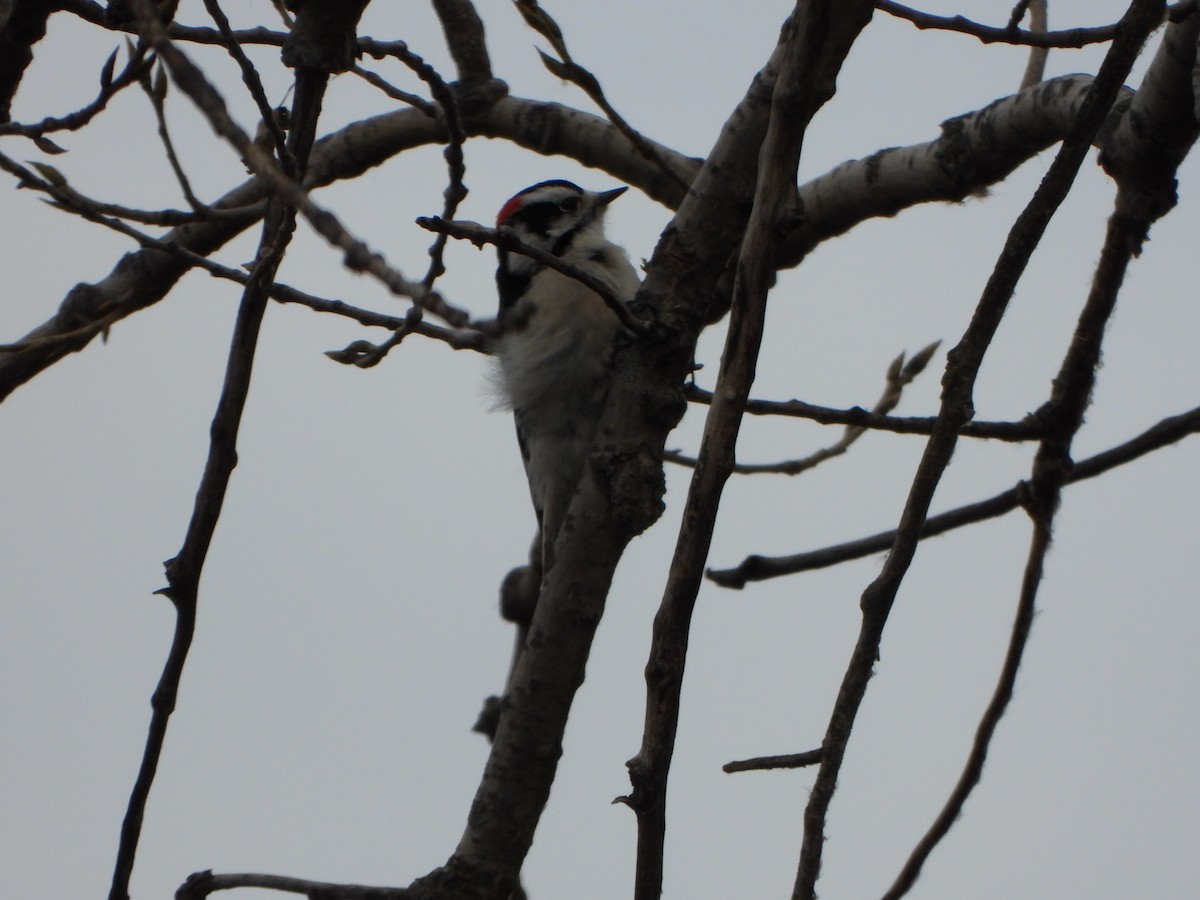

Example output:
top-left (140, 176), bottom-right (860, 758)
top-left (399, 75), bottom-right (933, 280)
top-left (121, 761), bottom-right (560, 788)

top-left (452, 77), bottom-right (509, 116)
top-left (593, 443), bottom-right (666, 539)
top-left (283, 0), bottom-right (371, 73)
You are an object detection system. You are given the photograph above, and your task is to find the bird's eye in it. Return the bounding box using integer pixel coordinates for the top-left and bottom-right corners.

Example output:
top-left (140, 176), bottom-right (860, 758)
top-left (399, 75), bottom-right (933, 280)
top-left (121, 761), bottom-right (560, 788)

top-left (559, 196), bottom-right (581, 213)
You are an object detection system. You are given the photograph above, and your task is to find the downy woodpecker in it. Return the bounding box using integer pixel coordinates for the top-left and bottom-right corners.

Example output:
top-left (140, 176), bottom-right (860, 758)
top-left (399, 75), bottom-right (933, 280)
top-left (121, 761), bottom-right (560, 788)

top-left (493, 179), bottom-right (640, 596)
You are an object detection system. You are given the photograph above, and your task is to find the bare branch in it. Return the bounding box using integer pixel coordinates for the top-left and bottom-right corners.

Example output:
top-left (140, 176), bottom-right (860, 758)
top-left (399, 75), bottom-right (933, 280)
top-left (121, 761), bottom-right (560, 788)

top-left (0, 40), bottom-right (152, 138)
top-left (881, 16), bottom-right (1199, 876)
top-left (431, 0), bottom-right (493, 84)
top-left (680, 382), bottom-right (1042, 441)
top-left (417, 215), bottom-right (648, 333)
top-left (0, 64), bottom-right (1159, 401)
top-left (175, 869), bottom-right (408, 899)
top-left (1018, 0), bottom-right (1049, 89)
top-left (877, 0), bottom-right (1127, 48)
top-left (108, 8), bottom-right (338, 896)
top-left (514, 0), bottom-right (690, 192)
top-left (201, 0), bottom-right (293, 173)
top-left (707, 403), bottom-right (1200, 588)
top-left (794, 4), bottom-right (1165, 895)
top-left (723, 750), bottom-right (823, 773)
top-left (620, 5), bottom-right (875, 899)
top-left (667, 342), bottom-right (943, 477)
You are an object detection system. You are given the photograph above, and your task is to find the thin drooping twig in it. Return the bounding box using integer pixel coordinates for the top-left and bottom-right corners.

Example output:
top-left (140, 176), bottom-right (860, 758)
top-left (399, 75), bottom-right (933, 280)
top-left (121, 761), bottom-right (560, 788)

top-left (139, 61), bottom-right (213, 212)
top-left (0, 149), bottom-right (479, 354)
top-left (0, 146), bottom-right (250, 228)
top-left (1018, 0), bottom-right (1049, 89)
top-left (128, 4), bottom-right (471, 327)
top-left (107, 3), bottom-right (346, 897)
top-left (793, 4), bottom-right (1165, 896)
top-left (201, 0), bottom-right (293, 173)
top-left (358, 39), bottom-right (468, 288)
top-left (348, 36), bottom-right (468, 365)
top-left (622, 6), bottom-right (874, 900)
top-left (880, 512), bottom-right (1050, 900)
top-left (0, 42), bottom-right (152, 139)
top-left (351, 65), bottom-right (439, 115)
top-left (666, 342), bottom-right (942, 476)
top-left (513, 0), bottom-right (692, 191)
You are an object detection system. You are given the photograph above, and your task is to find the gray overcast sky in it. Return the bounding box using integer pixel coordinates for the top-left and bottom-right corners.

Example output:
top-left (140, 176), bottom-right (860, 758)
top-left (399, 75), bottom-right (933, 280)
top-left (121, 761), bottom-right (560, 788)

top-left (2, 2), bottom-right (1198, 898)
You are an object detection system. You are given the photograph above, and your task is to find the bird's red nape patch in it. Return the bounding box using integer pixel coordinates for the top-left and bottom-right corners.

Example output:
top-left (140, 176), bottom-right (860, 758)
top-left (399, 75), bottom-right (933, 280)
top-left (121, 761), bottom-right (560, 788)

top-left (497, 195), bottom-right (524, 227)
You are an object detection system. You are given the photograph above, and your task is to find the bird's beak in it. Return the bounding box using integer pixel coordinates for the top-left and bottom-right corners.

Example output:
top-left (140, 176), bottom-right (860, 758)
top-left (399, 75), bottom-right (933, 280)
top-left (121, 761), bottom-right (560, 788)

top-left (595, 186), bottom-right (628, 207)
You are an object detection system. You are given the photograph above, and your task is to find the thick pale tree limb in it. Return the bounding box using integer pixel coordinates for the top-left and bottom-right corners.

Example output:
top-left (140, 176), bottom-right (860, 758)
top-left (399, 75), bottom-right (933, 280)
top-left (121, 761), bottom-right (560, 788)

top-left (0, 68), bottom-right (1147, 401)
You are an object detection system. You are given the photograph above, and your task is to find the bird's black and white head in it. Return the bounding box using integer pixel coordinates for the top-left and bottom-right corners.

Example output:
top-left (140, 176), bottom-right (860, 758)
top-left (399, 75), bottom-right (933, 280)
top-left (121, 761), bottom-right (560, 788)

top-left (494, 180), bottom-right (628, 313)
top-left (496, 180), bottom-right (626, 257)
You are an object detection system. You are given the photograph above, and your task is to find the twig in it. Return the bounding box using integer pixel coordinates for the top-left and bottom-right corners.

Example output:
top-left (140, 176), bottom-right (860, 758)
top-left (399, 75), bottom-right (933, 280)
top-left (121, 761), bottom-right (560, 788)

top-left (881, 516), bottom-right (1049, 900)
top-left (107, 8), bottom-right (331, 897)
top-left (201, 0), bottom-right (293, 174)
top-left (348, 38), bottom-right (469, 365)
top-left (1018, 0), bottom-right (1049, 89)
top-left (680, 382), bottom-right (1043, 441)
top-left (667, 342), bottom-right (942, 476)
top-left (707, 403), bottom-right (1200, 588)
top-left (175, 869), bottom-right (408, 899)
top-left (0, 42), bottom-right (152, 140)
top-left (793, 4), bottom-right (1165, 896)
top-left (128, 3), bottom-right (472, 327)
top-left (882, 92), bottom-right (1173, 898)
top-left (139, 60), bottom-right (214, 212)
top-left (621, 6), bottom-right (875, 900)
top-left (351, 65), bottom-right (439, 115)
top-left (513, 0), bottom-right (691, 191)
top-left (723, 750), bottom-right (823, 773)
top-left (356, 38), bottom-right (469, 290)
top-left (416, 216), bottom-right (649, 333)
top-left (877, 0), bottom-right (1120, 48)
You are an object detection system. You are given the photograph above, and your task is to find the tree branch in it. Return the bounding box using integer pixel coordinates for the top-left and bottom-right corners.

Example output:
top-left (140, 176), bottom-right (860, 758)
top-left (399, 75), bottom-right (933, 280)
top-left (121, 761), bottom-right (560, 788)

top-left (1, 66), bottom-right (1134, 402)
top-left (619, 5), bottom-right (875, 899)
top-left (416, 216), bottom-right (649, 333)
top-left (680, 382), bottom-right (1042, 441)
top-left (882, 14), bottom-right (1198, 885)
top-left (431, 0), bottom-right (492, 84)
top-left (723, 750), bottom-right (823, 773)
top-left (875, 0), bottom-right (1156, 47)
top-left (707, 403), bottom-right (1200, 587)
top-left (793, 4), bottom-right (1166, 896)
